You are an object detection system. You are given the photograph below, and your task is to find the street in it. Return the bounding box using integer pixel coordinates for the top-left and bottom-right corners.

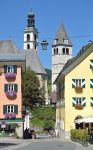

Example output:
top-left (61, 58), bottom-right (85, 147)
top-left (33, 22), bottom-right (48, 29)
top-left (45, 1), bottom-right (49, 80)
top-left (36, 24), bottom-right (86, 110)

top-left (0, 138), bottom-right (93, 150)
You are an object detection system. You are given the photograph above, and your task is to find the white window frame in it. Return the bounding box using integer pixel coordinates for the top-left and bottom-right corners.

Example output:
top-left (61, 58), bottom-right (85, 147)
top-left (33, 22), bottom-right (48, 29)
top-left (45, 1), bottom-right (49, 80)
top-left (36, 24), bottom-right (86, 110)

top-left (8, 84), bottom-right (14, 91)
top-left (7, 66), bottom-right (14, 73)
top-left (7, 105), bottom-right (14, 113)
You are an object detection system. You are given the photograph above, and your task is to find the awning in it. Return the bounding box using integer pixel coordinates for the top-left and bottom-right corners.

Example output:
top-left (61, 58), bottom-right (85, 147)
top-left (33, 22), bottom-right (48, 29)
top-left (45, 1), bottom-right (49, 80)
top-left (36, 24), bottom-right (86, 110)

top-left (75, 116), bottom-right (93, 124)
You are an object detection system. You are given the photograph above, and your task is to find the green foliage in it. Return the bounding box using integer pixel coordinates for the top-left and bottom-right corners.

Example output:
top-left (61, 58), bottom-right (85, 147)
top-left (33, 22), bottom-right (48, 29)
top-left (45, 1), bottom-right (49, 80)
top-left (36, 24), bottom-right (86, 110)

top-left (70, 129), bottom-right (88, 142)
top-left (22, 68), bottom-right (45, 110)
top-left (31, 106), bottom-right (56, 128)
top-left (45, 68), bottom-right (52, 95)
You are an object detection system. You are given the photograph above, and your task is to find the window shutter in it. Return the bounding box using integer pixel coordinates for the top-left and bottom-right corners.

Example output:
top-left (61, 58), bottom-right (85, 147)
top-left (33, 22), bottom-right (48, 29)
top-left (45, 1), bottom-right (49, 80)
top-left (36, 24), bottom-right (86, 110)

top-left (3, 105), bottom-right (7, 114)
top-left (14, 66), bottom-right (17, 74)
top-left (72, 79), bottom-right (76, 88)
top-left (90, 60), bottom-right (93, 69)
top-left (90, 97), bottom-right (93, 106)
top-left (4, 84), bottom-right (8, 92)
top-left (90, 79), bottom-right (93, 88)
top-left (81, 79), bottom-right (85, 88)
top-left (14, 84), bottom-right (18, 92)
top-left (82, 97), bottom-right (86, 106)
top-left (4, 66), bottom-right (7, 73)
top-left (72, 97), bottom-right (76, 106)
top-left (14, 105), bottom-right (18, 114)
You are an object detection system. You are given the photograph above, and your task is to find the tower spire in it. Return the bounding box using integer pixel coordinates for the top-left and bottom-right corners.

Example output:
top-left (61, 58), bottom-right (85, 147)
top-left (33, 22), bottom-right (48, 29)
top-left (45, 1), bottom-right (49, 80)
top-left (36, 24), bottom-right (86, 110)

top-left (27, 9), bottom-right (35, 27)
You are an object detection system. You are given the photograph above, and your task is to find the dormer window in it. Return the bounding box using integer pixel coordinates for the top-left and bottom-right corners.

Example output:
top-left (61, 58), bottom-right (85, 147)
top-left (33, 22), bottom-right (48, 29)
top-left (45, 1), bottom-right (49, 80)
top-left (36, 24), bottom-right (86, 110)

top-left (63, 39), bottom-right (69, 44)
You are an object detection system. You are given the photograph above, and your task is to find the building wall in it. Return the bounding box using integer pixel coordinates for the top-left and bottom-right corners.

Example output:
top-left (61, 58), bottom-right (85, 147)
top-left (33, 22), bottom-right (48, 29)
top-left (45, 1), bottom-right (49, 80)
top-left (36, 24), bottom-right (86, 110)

top-left (0, 66), bottom-right (22, 119)
top-left (65, 51), bottom-right (93, 132)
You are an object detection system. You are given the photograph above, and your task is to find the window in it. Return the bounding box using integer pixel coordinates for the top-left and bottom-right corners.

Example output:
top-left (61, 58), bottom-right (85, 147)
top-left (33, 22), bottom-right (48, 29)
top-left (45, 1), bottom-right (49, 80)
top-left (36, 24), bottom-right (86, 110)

top-left (8, 84), bottom-right (14, 91)
top-left (54, 49), bottom-right (56, 55)
top-left (7, 105), bottom-right (14, 113)
top-left (27, 44), bottom-right (30, 49)
top-left (76, 98), bottom-right (82, 105)
top-left (56, 48), bottom-right (58, 54)
top-left (76, 79), bottom-right (81, 87)
top-left (3, 105), bottom-right (18, 114)
top-left (63, 39), bottom-right (68, 44)
top-left (66, 48), bottom-right (69, 55)
top-left (4, 66), bottom-right (17, 74)
top-left (53, 48), bottom-right (58, 55)
top-left (34, 35), bottom-right (37, 41)
top-left (72, 79), bottom-right (85, 88)
top-left (62, 48), bottom-right (65, 54)
top-left (7, 66), bottom-right (14, 73)
top-left (27, 34), bottom-right (30, 41)
top-left (4, 84), bottom-right (18, 92)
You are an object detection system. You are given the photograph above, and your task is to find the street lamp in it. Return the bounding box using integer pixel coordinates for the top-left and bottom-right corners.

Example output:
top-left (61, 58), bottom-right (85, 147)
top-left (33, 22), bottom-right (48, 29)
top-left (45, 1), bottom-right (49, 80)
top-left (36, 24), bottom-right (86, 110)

top-left (41, 40), bottom-right (48, 50)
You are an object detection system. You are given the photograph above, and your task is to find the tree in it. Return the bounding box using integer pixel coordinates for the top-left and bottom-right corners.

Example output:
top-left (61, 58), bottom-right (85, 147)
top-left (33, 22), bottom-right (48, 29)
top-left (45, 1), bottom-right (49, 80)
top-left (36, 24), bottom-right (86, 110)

top-left (22, 68), bottom-right (45, 110)
top-left (45, 68), bottom-right (52, 95)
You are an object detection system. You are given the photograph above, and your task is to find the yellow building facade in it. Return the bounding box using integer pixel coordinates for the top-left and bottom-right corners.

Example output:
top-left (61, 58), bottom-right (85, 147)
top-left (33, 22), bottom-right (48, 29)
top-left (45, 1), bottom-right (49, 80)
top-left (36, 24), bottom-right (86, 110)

top-left (55, 43), bottom-right (93, 137)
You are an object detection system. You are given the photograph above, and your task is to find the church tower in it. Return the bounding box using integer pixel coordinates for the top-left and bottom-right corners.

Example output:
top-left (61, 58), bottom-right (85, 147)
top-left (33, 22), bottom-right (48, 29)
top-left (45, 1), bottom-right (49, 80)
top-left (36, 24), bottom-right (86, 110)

top-left (24, 9), bottom-right (38, 52)
top-left (52, 24), bottom-right (73, 93)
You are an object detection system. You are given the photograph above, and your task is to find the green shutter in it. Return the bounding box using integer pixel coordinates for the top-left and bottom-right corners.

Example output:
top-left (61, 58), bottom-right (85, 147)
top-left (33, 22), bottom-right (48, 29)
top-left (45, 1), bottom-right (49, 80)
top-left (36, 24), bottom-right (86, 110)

top-left (4, 84), bottom-right (8, 92)
top-left (72, 97), bottom-right (76, 106)
top-left (14, 66), bottom-right (17, 74)
top-left (82, 97), bottom-right (86, 106)
top-left (82, 79), bottom-right (85, 88)
top-left (3, 105), bottom-right (7, 114)
top-left (90, 79), bottom-right (93, 88)
top-left (90, 60), bottom-right (93, 69)
top-left (90, 97), bottom-right (93, 106)
top-left (14, 105), bottom-right (18, 114)
top-left (4, 66), bottom-right (7, 73)
top-left (72, 79), bottom-right (76, 88)
top-left (14, 84), bottom-right (18, 92)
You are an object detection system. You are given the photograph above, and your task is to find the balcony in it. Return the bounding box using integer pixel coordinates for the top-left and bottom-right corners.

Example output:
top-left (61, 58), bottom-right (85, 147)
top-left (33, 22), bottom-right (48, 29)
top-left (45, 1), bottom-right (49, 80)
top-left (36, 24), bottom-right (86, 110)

top-left (5, 112), bottom-right (16, 119)
top-left (5, 91), bottom-right (17, 98)
top-left (5, 73), bottom-right (16, 81)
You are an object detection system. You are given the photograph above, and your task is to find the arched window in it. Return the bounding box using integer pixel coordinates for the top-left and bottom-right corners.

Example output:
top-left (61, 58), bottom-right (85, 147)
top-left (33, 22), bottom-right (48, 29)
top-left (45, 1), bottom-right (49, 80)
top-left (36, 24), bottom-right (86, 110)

top-left (63, 48), bottom-right (65, 55)
top-left (27, 34), bottom-right (30, 41)
top-left (35, 45), bottom-right (36, 50)
top-left (54, 49), bottom-right (56, 55)
top-left (56, 48), bottom-right (58, 55)
top-left (27, 44), bottom-right (30, 49)
top-left (34, 35), bottom-right (37, 41)
top-left (66, 48), bottom-right (69, 55)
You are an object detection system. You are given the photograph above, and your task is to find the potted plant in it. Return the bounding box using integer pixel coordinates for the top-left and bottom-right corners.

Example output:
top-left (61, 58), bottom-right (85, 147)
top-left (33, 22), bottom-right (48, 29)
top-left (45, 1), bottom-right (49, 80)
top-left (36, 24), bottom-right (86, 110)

top-left (6, 91), bottom-right (16, 98)
top-left (5, 73), bottom-right (16, 80)
top-left (75, 105), bottom-right (83, 110)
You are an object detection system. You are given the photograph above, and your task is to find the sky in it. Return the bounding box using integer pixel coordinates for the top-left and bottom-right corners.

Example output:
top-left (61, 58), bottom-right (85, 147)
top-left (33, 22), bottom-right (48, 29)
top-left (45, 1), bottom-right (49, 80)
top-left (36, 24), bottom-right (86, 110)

top-left (0, 0), bottom-right (93, 69)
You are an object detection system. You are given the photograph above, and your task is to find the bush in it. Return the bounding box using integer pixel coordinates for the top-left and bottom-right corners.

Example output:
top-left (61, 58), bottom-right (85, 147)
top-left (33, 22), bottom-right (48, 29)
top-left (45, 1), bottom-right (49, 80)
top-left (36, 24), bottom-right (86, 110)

top-left (70, 129), bottom-right (88, 142)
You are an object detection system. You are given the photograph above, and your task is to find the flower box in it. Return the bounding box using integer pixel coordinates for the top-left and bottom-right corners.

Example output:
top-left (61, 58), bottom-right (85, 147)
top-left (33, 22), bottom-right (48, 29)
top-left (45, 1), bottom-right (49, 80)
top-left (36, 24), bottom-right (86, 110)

top-left (5, 73), bottom-right (16, 80)
top-left (5, 113), bottom-right (16, 119)
top-left (6, 91), bottom-right (16, 98)
top-left (75, 105), bottom-right (83, 110)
